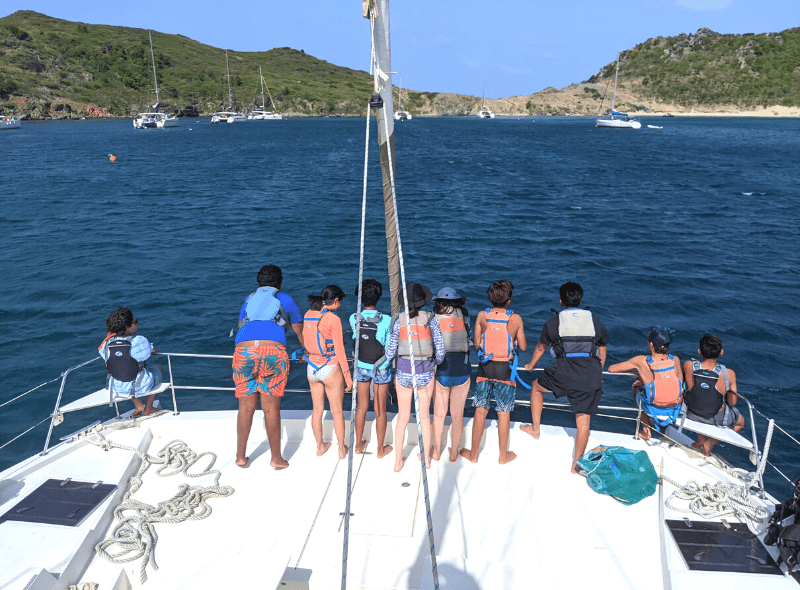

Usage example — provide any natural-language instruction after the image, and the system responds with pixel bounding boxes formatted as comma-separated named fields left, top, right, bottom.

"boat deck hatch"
left=0, top=479, right=117, bottom=527
left=666, top=519, right=781, bottom=575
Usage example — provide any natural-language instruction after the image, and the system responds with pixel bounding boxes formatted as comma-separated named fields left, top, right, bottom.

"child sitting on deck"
left=98, top=308, right=163, bottom=417
left=683, top=334, right=745, bottom=456
left=608, top=328, right=683, bottom=440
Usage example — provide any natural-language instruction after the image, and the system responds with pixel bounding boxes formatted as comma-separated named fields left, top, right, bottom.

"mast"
left=366, top=0, right=401, bottom=313
left=259, top=66, right=265, bottom=109
left=396, top=73, right=402, bottom=111
left=148, top=31, right=160, bottom=108
left=482, top=78, right=487, bottom=108
left=225, top=50, right=233, bottom=111
left=611, top=53, right=619, bottom=112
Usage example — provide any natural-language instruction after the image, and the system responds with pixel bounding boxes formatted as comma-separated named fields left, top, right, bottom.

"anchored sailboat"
left=477, top=79, right=495, bottom=119
left=394, top=73, right=411, bottom=120
left=596, top=53, right=641, bottom=129
left=248, top=67, right=283, bottom=120
left=133, top=31, right=177, bottom=129
left=211, top=50, right=247, bottom=124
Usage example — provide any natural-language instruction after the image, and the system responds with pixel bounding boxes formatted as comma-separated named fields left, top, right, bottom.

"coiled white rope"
left=661, top=475, right=769, bottom=534
left=78, top=423, right=234, bottom=584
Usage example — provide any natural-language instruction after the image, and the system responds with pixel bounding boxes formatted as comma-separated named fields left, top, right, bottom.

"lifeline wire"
left=378, top=83, right=440, bottom=590
left=341, top=97, right=372, bottom=590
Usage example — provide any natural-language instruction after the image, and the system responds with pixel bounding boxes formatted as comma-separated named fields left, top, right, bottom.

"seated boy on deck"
left=608, top=328, right=683, bottom=440
left=682, top=334, right=745, bottom=456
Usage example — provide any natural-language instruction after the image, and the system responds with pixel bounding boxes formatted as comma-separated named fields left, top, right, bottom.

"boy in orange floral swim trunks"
left=232, top=265, right=304, bottom=469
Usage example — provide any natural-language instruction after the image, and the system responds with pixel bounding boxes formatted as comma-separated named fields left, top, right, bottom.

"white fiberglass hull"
left=394, top=110, right=411, bottom=120
left=596, top=117, right=642, bottom=129
left=0, top=117, right=21, bottom=129
left=157, top=117, right=178, bottom=128
left=248, top=111, right=283, bottom=120
left=477, top=110, right=495, bottom=119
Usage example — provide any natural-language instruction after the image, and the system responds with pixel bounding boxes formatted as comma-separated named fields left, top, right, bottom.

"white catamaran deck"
left=1, top=406, right=793, bottom=590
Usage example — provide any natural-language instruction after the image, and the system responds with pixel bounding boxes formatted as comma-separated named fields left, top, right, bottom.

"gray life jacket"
left=551, top=309, right=598, bottom=359
left=393, top=311, right=434, bottom=361
left=435, top=309, right=470, bottom=353
left=684, top=360, right=730, bottom=419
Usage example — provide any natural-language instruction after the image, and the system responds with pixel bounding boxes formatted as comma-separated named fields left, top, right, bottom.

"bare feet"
left=376, top=444, right=393, bottom=459
left=235, top=456, right=250, bottom=468
left=142, top=407, right=158, bottom=416
left=448, top=447, right=458, bottom=462
left=338, top=445, right=349, bottom=460
left=459, top=448, right=478, bottom=463
left=637, top=423, right=652, bottom=441
left=316, top=442, right=332, bottom=456
left=393, top=456, right=407, bottom=472
left=571, top=464, right=581, bottom=474
left=691, top=439, right=703, bottom=448
left=520, top=424, right=540, bottom=439
left=416, top=452, right=432, bottom=469
left=499, top=451, right=517, bottom=464
left=431, top=447, right=441, bottom=462
left=355, top=439, right=368, bottom=454
left=270, top=457, right=289, bottom=469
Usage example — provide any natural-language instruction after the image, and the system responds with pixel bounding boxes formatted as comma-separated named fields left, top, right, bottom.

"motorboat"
left=596, top=53, right=641, bottom=129
left=1, top=116, right=22, bottom=130
left=248, top=66, right=283, bottom=120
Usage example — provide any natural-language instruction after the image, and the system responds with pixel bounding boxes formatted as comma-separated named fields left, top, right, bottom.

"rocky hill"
left=1, top=11, right=798, bottom=119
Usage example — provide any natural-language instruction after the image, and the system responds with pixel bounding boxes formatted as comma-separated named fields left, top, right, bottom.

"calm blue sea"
left=1, top=116, right=798, bottom=489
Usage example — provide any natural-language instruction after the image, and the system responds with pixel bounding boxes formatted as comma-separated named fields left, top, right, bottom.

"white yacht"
left=394, top=74, right=411, bottom=120
left=1, top=116, right=22, bottom=130
left=476, top=80, right=495, bottom=119
left=596, top=53, right=641, bottom=129
left=211, top=50, right=247, bottom=124
left=248, top=66, right=283, bottom=120
left=133, top=32, right=178, bottom=130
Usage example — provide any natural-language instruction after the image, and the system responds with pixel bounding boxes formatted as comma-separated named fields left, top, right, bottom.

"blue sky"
left=4, top=0, right=797, bottom=97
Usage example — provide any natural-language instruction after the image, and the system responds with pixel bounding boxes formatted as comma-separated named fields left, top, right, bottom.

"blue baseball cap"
left=434, top=287, right=459, bottom=300
left=648, top=328, right=672, bottom=348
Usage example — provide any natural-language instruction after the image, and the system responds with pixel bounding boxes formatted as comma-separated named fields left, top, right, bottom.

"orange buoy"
left=108, top=154, right=117, bottom=162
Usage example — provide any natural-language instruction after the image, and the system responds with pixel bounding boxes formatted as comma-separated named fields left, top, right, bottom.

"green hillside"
left=588, top=27, right=800, bottom=109
left=0, top=10, right=375, bottom=117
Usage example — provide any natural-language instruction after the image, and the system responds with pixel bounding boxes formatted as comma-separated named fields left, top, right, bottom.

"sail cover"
left=612, top=110, right=629, bottom=117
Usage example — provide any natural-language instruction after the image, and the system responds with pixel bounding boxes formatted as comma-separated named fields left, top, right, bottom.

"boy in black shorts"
left=522, top=282, right=609, bottom=473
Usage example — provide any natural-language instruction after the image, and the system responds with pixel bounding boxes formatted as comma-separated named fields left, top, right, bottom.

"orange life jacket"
left=395, top=311, right=434, bottom=360
left=303, top=309, right=335, bottom=370
left=480, top=308, right=513, bottom=362
left=643, top=355, right=683, bottom=406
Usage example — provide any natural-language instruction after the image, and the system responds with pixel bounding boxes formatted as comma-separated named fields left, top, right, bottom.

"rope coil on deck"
left=661, top=475, right=769, bottom=534
left=79, top=423, right=234, bottom=584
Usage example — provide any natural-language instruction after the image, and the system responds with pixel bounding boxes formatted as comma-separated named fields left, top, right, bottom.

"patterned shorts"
left=473, top=379, right=516, bottom=412
left=356, top=365, right=394, bottom=384
left=232, top=344, right=289, bottom=398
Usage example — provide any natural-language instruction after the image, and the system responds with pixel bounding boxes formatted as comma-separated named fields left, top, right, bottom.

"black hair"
left=398, top=290, right=420, bottom=319
left=355, top=279, right=382, bottom=308
left=652, top=343, right=670, bottom=355
left=308, top=284, right=346, bottom=311
left=487, top=280, right=514, bottom=308
left=434, top=297, right=467, bottom=317
left=106, top=307, right=134, bottom=336
left=699, top=334, right=723, bottom=359
left=560, top=282, right=583, bottom=308
left=257, top=265, right=283, bottom=289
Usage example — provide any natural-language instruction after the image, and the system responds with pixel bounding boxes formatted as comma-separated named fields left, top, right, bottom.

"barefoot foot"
left=270, top=457, right=289, bottom=469
left=316, top=442, right=332, bottom=456
left=459, top=448, right=478, bottom=463
left=235, top=456, right=250, bottom=468
left=355, top=439, right=368, bottom=454
left=338, top=445, right=349, bottom=460
left=499, top=451, right=517, bottom=465
left=448, top=447, right=458, bottom=462
left=520, top=424, right=540, bottom=439
left=377, top=444, right=393, bottom=459
left=393, top=456, right=407, bottom=472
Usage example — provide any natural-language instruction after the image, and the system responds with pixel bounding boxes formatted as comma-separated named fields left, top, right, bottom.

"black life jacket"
left=765, top=484, right=800, bottom=569
left=353, top=312, right=385, bottom=364
left=105, top=337, right=144, bottom=382
left=684, top=360, right=729, bottom=419
left=551, top=309, right=598, bottom=359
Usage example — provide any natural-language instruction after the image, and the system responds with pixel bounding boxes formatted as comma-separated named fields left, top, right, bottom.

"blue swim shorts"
left=436, top=374, right=470, bottom=387
left=473, top=379, right=516, bottom=412
left=356, top=365, right=394, bottom=385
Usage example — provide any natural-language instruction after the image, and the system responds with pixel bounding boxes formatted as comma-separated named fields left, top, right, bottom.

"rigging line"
left=379, top=91, right=440, bottom=590
left=0, top=375, right=63, bottom=409
left=296, top=458, right=340, bottom=570
left=341, top=99, right=372, bottom=590
left=0, top=416, right=51, bottom=451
